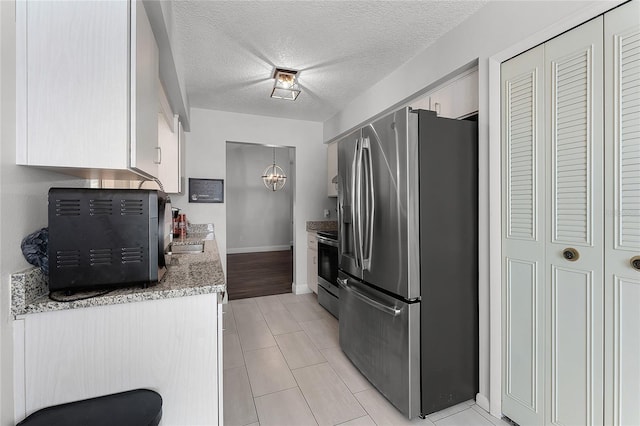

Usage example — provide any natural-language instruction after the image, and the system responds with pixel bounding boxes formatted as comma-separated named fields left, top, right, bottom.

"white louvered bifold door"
left=501, top=45, right=546, bottom=426
left=604, top=2, right=640, bottom=425
left=544, top=16, right=604, bottom=426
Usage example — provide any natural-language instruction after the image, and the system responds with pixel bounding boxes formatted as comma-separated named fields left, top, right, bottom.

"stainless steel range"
left=316, top=230, right=339, bottom=318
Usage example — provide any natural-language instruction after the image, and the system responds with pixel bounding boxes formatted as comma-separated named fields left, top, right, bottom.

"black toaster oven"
left=47, top=188, right=172, bottom=293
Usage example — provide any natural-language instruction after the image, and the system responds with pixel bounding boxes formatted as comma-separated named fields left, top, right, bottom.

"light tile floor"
left=223, top=293, right=509, bottom=426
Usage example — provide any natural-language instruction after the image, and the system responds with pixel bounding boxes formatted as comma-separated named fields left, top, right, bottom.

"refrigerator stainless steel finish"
left=337, top=108, right=478, bottom=419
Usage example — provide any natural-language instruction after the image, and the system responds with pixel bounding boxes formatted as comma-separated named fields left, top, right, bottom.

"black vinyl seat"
left=16, top=389, right=162, bottom=426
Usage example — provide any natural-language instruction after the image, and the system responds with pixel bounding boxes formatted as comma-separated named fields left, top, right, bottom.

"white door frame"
left=485, top=1, right=625, bottom=418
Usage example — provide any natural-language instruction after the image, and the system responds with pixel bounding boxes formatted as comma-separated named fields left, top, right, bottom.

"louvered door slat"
left=552, top=48, right=592, bottom=245
left=506, top=73, right=536, bottom=240
left=619, top=28, right=640, bottom=248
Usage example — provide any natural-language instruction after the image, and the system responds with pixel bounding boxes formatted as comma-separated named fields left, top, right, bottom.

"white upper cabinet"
left=428, top=70, right=478, bottom=119
left=157, top=109, right=185, bottom=194
left=131, top=0, right=160, bottom=178
left=327, top=141, right=338, bottom=197
left=16, top=0, right=159, bottom=179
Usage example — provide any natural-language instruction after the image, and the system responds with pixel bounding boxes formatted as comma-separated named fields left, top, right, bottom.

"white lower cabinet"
left=307, top=232, right=318, bottom=293
left=13, top=294, right=222, bottom=425
left=501, top=3, right=639, bottom=425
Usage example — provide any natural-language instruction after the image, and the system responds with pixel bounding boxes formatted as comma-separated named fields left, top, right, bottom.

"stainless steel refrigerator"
left=337, top=108, right=478, bottom=419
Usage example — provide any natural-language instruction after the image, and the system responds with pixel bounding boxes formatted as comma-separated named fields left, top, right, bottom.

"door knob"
left=562, top=248, right=579, bottom=261
left=631, top=256, right=640, bottom=272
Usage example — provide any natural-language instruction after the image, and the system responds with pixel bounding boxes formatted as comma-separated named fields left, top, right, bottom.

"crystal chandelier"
left=262, top=148, right=287, bottom=191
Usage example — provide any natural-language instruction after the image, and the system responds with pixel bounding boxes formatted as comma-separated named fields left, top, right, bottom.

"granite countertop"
left=306, top=220, right=338, bottom=232
left=11, top=223, right=226, bottom=317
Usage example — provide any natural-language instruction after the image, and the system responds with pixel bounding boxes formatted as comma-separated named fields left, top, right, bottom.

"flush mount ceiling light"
left=262, top=147, right=287, bottom=191
left=271, top=68, right=301, bottom=101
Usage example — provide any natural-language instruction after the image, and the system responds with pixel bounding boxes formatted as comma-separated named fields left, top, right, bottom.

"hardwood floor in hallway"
left=227, top=250, right=293, bottom=300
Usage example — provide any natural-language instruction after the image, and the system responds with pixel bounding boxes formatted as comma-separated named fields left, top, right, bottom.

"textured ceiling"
left=172, top=1, right=486, bottom=122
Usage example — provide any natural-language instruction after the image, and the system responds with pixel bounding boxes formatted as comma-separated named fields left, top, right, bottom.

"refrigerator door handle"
left=342, top=282, right=402, bottom=316
left=361, top=137, right=375, bottom=270
left=354, top=138, right=364, bottom=269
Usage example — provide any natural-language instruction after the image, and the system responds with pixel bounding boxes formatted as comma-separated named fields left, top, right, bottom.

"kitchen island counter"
left=11, top=224, right=225, bottom=317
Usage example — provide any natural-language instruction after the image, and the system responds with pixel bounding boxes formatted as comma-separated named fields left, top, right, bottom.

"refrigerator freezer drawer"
left=338, top=276, right=420, bottom=418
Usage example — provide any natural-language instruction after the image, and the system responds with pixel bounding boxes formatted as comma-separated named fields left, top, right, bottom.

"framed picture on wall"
left=189, top=178, right=224, bottom=203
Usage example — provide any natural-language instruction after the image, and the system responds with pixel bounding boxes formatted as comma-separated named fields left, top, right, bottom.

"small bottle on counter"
left=178, top=214, right=187, bottom=238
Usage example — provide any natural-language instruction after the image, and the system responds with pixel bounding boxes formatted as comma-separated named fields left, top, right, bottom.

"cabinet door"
left=429, top=81, right=456, bottom=118
left=327, top=141, right=338, bottom=197
left=429, top=70, right=478, bottom=119
left=545, top=17, right=604, bottom=426
left=307, top=248, right=318, bottom=293
left=158, top=113, right=182, bottom=193
left=307, top=232, right=318, bottom=293
left=501, top=45, right=546, bottom=426
left=130, top=0, right=159, bottom=178
left=604, top=2, right=640, bottom=425
left=17, top=1, right=129, bottom=169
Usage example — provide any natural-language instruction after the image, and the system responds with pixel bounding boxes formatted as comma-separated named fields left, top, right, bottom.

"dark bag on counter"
left=21, top=227, right=49, bottom=275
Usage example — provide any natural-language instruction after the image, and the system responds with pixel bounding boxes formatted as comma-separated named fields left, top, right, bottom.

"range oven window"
left=317, top=235, right=338, bottom=288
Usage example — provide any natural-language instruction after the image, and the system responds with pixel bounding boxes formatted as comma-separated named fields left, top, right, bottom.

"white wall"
left=322, top=0, right=618, bottom=417
left=226, top=143, right=293, bottom=253
left=0, top=2, right=88, bottom=423
left=170, top=108, right=334, bottom=293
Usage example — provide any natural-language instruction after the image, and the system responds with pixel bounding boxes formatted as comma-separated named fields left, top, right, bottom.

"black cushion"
left=17, top=389, right=162, bottom=426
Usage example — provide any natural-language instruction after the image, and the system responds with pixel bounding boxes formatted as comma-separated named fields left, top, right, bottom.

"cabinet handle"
left=562, top=248, right=579, bottom=262
left=631, top=256, right=640, bottom=272
left=154, top=147, right=162, bottom=165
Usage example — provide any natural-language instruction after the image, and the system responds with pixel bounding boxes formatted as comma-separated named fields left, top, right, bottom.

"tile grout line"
left=290, top=308, right=370, bottom=426
left=228, top=299, right=262, bottom=426
left=273, top=298, right=322, bottom=426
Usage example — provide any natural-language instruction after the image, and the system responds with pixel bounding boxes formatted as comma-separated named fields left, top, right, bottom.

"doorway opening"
left=225, top=142, right=295, bottom=300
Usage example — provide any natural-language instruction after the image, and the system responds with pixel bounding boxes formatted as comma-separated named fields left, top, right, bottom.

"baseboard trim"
left=476, top=392, right=490, bottom=413
left=292, top=283, right=311, bottom=295
left=227, top=245, right=291, bottom=254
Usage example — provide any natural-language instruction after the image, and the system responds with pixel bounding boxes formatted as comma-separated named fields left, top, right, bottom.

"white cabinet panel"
left=18, top=1, right=129, bottom=169
left=428, top=70, right=478, bottom=119
left=501, top=44, right=545, bottom=426
left=610, top=277, right=640, bottom=426
left=604, top=3, right=640, bottom=425
left=17, top=295, right=220, bottom=424
left=327, top=141, right=338, bottom=197
left=307, top=232, right=318, bottom=293
left=17, top=0, right=159, bottom=180
left=549, top=267, right=601, bottom=426
left=545, top=16, right=604, bottom=426
left=158, top=114, right=184, bottom=194
left=504, top=258, right=540, bottom=411
left=130, top=0, right=159, bottom=177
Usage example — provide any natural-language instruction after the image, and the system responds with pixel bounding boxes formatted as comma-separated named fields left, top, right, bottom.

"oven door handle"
left=341, top=281, right=402, bottom=317
left=317, top=235, right=339, bottom=247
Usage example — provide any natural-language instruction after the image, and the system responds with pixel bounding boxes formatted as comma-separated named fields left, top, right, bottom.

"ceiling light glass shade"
left=271, top=69, right=301, bottom=101
left=262, top=148, right=287, bottom=191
